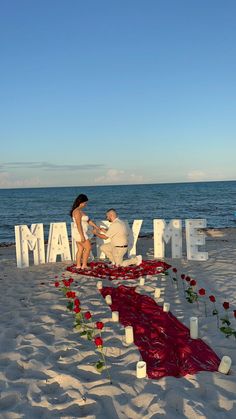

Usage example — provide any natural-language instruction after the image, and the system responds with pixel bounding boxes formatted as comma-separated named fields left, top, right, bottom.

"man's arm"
left=92, top=229, right=109, bottom=240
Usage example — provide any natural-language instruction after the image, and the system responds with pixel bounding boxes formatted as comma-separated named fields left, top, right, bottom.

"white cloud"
left=0, top=172, right=42, bottom=188
left=187, top=170, right=207, bottom=181
left=0, top=162, right=104, bottom=171
left=0, top=161, right=106, bottom=188
left=94, top=169, right=144, bottom=185
left=186, top=170, right=233, bottom=182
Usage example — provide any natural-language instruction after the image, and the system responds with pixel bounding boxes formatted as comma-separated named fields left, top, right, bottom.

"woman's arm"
left=88, top=219, right=101, bottom=230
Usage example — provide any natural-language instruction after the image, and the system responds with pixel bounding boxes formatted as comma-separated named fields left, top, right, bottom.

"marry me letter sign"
left=153, top=219, right=208, bottom=261
left=14, top=219, right=208, bottom=268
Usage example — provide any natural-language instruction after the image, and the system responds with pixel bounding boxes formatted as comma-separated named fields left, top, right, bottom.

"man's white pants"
left=100, top=243, right=138, bottom=267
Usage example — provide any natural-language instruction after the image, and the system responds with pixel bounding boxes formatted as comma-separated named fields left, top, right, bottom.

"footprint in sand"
left=0, top=393, right=20, bottom=410
left=39, top=381, right=61, bottom=395
left=30, top=332, right=55, bottom=345
left=17, top=345, right=34, bottom=356
left=18, top=338, right=33, bottom=346
left=24, top=369, right=49, bottom=380
left=48, top=392, right=72, bottom=405
left=5, top=362, right=25, bottom=380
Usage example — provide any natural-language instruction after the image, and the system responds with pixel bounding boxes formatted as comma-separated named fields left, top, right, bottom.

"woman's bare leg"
left=81, top=240, right=91, bottom=269
left=76, top=242, right=83, bottom=268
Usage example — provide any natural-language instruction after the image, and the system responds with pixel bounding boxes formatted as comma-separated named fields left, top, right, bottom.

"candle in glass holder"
left=105, top=295, right=112, bottom=305
left=125, top=326, right=134, bottom=344
left=136, top=361, right=147, bottom=378
left=139, top=277, right=145, bottom=286
left=218, top=356, right=232, bottom=374
left=112, top=311, right=119, bottom=322
left=154, top=288, right=161, bottom=298
left=163, top=302, right=170, bottom=312
left=190, top=317, right=198, bottom=339
left=97, top=281, right=103, bottom=290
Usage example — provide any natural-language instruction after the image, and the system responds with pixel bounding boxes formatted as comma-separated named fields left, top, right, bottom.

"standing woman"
left=70, top=194, right=100, bottom=269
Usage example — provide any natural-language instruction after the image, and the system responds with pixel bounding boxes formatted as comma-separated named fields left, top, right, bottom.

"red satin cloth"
left=67, top=260, right=171, bottom=280
left=101, top=285, right=220, bottom=379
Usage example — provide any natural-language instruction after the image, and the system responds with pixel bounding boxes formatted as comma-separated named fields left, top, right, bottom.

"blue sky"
left=0, top=0, right=236, bottom=188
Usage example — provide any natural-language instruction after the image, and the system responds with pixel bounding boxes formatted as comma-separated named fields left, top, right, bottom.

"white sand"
left=0, top=229, right=236, bottom=418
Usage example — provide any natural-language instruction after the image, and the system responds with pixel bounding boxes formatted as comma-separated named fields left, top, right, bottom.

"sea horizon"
left=1, top=180, right=236, bottom=244
left=1, top=178, right=236, bottom=191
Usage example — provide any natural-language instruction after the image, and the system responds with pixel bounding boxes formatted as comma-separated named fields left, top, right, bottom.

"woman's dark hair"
left=70, top=194, right=88, bottom=217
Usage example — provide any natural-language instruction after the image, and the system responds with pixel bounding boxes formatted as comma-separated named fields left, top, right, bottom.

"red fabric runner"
left=101, top=285, right=220, bottom=379
left=67, top=260, right=171, bottom=280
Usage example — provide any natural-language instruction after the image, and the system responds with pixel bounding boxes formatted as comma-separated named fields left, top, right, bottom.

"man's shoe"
left=136, top=255, right=142, bottom=266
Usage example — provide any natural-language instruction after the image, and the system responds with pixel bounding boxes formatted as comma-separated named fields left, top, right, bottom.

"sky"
left=0, top=0, right=236, bottom=188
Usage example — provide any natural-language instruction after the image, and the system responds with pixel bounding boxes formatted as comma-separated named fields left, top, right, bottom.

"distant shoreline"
left=0, top=178, right=236, bottom=191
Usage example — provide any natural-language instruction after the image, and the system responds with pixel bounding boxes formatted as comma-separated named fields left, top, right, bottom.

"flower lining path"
left=100, top=285, right=221, bottom=379
left=67, top=260, right=171, bottom=280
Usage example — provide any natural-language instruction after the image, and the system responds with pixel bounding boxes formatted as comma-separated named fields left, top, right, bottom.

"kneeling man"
left=93, top=208, right=142, bottom=267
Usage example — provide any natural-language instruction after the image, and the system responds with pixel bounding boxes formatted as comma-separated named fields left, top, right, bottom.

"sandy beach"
left=0, top=229, right=236, bottom=418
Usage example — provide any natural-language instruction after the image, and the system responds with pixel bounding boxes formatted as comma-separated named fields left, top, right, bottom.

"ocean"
left=0, top=181, right=236, bottom=244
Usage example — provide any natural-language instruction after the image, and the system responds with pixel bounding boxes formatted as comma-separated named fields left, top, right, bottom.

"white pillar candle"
left=136, top=361, right=147, bottom=378
left=163, top=302, right=170, bottom=312
left=154, top=288, right=161, bottom=298
left=218, top=356, right=232, bottom=374
left=112, top=311, right=119, bottom=322
left=139, top=277, right=145, bottom=286
left=97, top=281, right=103, bottom=290
left=190, top=317, right=198, bottom=339
left=105, top=295, right=112, bottom=305
left=125, top=326, right=134, bottom=344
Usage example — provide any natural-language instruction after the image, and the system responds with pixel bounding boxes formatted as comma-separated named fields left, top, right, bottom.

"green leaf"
left=186, top=297, right=194, bottom=303
left=220, top=326, right=235, bottom=338
left=87, top=330, right=93, bottom=341
left=74, top=324, right=82, bottom=331
left=80, top=331, right=87, bottom=336
left=67, top=301, right=73, bottom=311
left=62, top=286, right=69, bottom=296
left=95, top=360, right=105, bottom=373
left=75, top=312, right=82, bottom=320
left=220, top=318, right=231, bottom=326
left=185, top=290, right=198, bottom=303
left=212, top=309, right=218, bottom=315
